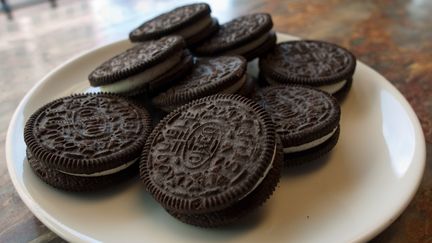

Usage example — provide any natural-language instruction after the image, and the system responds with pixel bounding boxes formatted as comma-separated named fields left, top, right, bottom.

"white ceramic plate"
left=6, top=33, right=426, bottom=243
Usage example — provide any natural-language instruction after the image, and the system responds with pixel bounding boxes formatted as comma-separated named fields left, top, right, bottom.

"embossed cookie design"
left=254, top=85, right=341, bottom=165
left=259, top=40, right=357, bottom=100
left=152, top=55, right=249, bottom=112
left=193, top=13, right=276, bottom=61
left=24, top=93, right=152, bottom=191
left=88, top=36, right=193, bottom=96
left=140, top=94, right=283, bottom=227
left=129, top=3, right=219, bottom=46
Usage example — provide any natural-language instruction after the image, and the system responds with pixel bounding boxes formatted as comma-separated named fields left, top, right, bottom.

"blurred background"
left=1, top=0, right=431, bottom=242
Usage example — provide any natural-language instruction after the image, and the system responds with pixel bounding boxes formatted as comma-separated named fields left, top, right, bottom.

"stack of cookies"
left=24, top=2, right=357, bottom=228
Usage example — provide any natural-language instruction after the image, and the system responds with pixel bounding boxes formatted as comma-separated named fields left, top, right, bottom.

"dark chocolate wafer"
left=152, top=55, right=247, bottom=111
left=254, top=85, right=341, bottom=165
left=140, top=94, right=282, bottom=226
left=259, top=40, right=356, bottom=98
left=24, top=93, right=152, bottom=191
left=88, top=36, right=192, bottom=96
left=193, top=13, right=275, bottom=61
left=129, top=51, right=193, bottom=97
left=129, top=3, right=218, bottom=46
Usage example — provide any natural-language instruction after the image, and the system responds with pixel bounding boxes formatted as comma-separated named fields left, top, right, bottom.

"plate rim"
left=5, top=33, right=426, bottom=243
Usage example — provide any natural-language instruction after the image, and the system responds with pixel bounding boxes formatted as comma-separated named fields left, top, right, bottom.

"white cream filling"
left=266, top=76, right=347, bottom=94
left=283, top=127, right=338, bottom=153
left=174, top=16, right=213, bottom=38
left=224, top=32, right=270, bottom=56
left=99, top=51, right=183, bottom=93
left=318, top=80, right=347, bottom=94
left=238, top=143, right=277, bottom=201
left=161, top=74, right=247, bottom=112
left=57, top=159, right=137, bottom=177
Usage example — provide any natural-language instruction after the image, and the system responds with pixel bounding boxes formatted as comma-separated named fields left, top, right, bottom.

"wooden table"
left=1, top=0, right=431, bottom=242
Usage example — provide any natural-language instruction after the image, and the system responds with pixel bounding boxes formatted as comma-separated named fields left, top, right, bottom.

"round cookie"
left=88, top=36, right=193, bottom=96
left=254, top=85, right=341, bottom=165
left=140, top=94, right=283, bottom=227
left=129, top=3, right=219, bottom=46
left=152, top=56, right=247, bottom=112
left=192, top=13, right=276, bottom=61
left=259, top=40, right=356, bottom=99
left=24, top=93, right=152, bottom=191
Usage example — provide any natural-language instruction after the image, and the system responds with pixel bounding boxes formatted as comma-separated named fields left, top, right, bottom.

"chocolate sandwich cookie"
left=259, top=40, right=356, bottom=100
left=140, top=94, right=283, bottom=227
left=24, top=93, right=152, bottom=191
left=254, top=85, right=340, bottom=165
left=192, top=13, right=276, bottom=61
left=152, top=56, right=247, bottom=112
left=88, top=36, right=193, bottom=96
left=129, top=3, right=219, bottom=46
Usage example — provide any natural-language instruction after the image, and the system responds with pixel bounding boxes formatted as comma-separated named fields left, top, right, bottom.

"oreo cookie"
left=88, top=36, right=193, bottom=96
left=140, top=94, right=283, bottom=227
left=192, top=13, right=276, bottom=61
left=24, top=93, right=152, bottom=191
left=129, top=3, right=219, bottom=46
left=254, top=85, right=341, bottom=165
left=152, top=56, right=247, bottom=112
left=259, top=40, right=356, bottom=100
